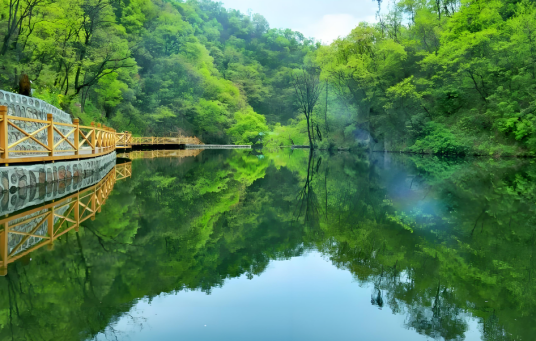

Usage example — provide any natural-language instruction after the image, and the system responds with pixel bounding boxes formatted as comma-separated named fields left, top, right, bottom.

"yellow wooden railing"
left=118, top=149, right=203, bottom=160
left=115, top=132, right=132, bottom=147
left=0, top=105, right=203, bottom=165
left=130, top=136, right=203, bottom=145
left=0, top=162, right=132, bottom=275
left=0, top=105, right=118, bottom=164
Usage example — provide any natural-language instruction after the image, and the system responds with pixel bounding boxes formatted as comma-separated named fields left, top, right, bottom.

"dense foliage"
left=311, top=0, right=536, bottom=155
left=4, top=0, right=536, bottom=151
left=0, top=0, right=316, bottom=143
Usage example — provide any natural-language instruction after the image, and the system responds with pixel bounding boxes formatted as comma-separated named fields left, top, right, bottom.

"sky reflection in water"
left=99, top=252, right=482, bottom=341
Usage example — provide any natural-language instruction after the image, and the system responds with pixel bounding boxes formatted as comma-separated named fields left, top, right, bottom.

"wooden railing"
left=115, top=132, right=132, bottom=147
left=0, top=162, right=132, bottom=275
left=131, top=136, right=203, bottom=145
left=118, top=149, right=203, bottom=160
left=0, top=104, right=204, bottom=164
left=0, top=105, right=119, bottom=164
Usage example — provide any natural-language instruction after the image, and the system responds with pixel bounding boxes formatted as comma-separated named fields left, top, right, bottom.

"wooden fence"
left=115, top=132, right=132, bottom=148
left=0, top=105, right=204, bottom=164
left=0, top=162, right=132, bottom=275
left=131, top=136, right=203, bottom=145
left=0, top=105, right=119, bottom=164
left=118, top=149, right=203, bottom=160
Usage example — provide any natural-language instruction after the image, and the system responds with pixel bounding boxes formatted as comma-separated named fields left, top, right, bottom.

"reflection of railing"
left=118, top=149, right=203, bottom=160
left=115, top=162, right=133, bottom=180
left=130, top=136, right=203, bottom=145
left=0, top=162, right=132, bottom=275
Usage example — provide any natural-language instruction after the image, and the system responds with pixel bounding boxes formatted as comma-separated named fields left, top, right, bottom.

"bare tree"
left=291, top=68, right=324, bottom=148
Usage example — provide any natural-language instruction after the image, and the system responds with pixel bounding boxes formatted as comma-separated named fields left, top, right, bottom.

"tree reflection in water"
left=0, top=149, right=533, bottom=341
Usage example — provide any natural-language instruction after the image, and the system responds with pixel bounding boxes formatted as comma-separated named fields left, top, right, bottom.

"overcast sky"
left=219, top=0, right=380, bottom=43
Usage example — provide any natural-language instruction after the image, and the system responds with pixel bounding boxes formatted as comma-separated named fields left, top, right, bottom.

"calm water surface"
left=0, top=150, right=534, bottom=340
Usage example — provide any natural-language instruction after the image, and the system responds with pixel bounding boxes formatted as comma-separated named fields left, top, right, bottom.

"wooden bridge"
left=0, top=105, right=203, bottom=165
left=0, top=162, right=132, bottom=275
left=130, top=136, right=203, bottom=146
left=117, top=149, right=203, bottom=160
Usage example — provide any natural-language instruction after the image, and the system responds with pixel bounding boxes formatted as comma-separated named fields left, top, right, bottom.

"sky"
left=219, top=0, right=380, bottom=43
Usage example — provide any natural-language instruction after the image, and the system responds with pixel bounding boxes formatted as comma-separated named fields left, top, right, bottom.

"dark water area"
left=0, top=149, right=534, bottom=340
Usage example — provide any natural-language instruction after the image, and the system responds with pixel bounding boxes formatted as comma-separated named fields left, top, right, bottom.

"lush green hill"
left=4, top=0, right=536, bottom=153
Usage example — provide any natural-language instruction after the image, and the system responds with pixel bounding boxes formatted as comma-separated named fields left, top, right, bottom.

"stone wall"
left=0, top=90, right=75, bottom=154
left=0, top=91, right=71, bottom=123
left=0, top=152, right=116, bottom=216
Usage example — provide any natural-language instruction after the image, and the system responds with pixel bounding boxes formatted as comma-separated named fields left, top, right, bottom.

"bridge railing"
left=0, top=162, right=132, bottom=275
left=115, top=132, right=132, bottom=147
left=0, top=104, right=204, bottom=164
left=118, top=149, right=203, bottom=160
left=131, top=136, right=204, bottom=145
left=0, top=105, right=117, bottom=164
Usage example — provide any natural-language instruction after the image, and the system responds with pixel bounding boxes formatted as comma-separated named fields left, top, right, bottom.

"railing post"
left=101, top=125, right=105, bottom=148
left=73, top=118, right=80, bottom=156
left=0, top=222, right=8, bottom=276
left=97, top=123, right=102, bottom=151
left=74, top=194, right=80, bottom=232
left=91, top=122, right=96, bottom=154
left=102, top=126, right=106, bottom=148
left=102, top=125, right=107, bottom=148
left=47, top=114, right=54, bottom=157
left=47, top=206, right=55, bottom=251
left=0, top=106, right=9, bottom=162
left=91, top=189, right=96, bottom=221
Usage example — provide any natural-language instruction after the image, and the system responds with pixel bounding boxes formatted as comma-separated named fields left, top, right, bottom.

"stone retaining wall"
left=0, top=91, right=71, bottom=123
left=0, top=152, right=116, bottom=216
left=0, top=90, right=74, bottom=154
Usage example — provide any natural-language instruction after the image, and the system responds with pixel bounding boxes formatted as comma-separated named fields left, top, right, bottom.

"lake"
left=0, top=149, right=533, bottom=341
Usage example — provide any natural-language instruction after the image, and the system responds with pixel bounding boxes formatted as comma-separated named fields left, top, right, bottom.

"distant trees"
left=311, top=0, right=536, bottom=154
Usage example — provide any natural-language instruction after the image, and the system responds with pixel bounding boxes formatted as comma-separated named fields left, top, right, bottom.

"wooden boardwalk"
left=0, top=105, right=204, bottom=165
left=130, top=136, right=203, bottom=146
left=118, top=149, right=203, bottom=160
left=184, top=144, right=251, bottom=149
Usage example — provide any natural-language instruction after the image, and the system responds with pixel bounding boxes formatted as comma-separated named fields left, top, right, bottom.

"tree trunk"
left=325, top=81, right=329, bottom=134
left=306, top=113, right=313, bottom=149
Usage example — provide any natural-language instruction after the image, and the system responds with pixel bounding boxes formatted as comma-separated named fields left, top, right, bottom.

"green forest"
left=4, top=0, right=536, bottom=154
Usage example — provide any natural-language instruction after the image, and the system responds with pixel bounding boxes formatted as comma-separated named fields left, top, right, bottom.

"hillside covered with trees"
left=3, top=0, right=536, bottom=155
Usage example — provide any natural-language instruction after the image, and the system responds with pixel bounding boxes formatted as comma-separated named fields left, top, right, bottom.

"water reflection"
left=0, top=149, right=533, bottom=341
left=0, top=162, right=132, bottom=275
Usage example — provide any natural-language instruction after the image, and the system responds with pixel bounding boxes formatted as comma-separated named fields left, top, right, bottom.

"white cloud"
left=219, top=0, right=379, bottom=42
left=296, top=14, right=377, bottom=44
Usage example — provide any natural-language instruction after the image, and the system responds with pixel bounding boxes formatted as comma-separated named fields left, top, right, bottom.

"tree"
left=291, top=67, right=324, bottom=148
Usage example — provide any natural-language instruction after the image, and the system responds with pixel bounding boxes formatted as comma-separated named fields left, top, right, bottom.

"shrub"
left=408, top=122, right=468, bottom=155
